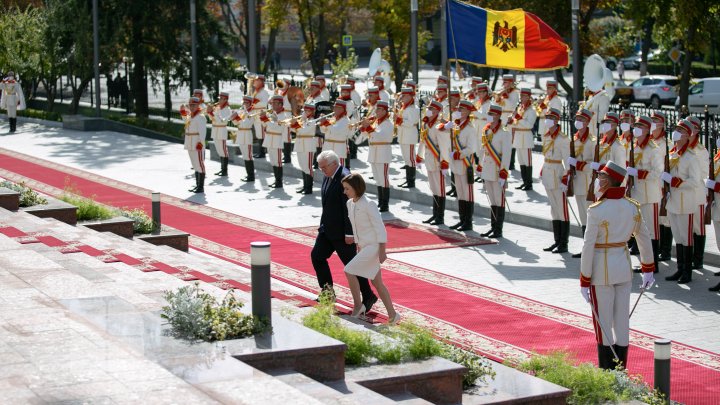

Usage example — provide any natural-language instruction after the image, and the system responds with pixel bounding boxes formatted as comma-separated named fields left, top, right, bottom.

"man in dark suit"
left=311, top=150, right=378, bottom=311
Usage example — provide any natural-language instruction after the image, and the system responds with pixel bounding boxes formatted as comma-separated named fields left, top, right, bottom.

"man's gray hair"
left=317, top=150, right=339, bottom=166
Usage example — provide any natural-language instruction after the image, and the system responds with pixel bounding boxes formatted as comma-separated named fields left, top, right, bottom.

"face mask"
left=599, top=123, right=611, bottom=134
left=672, top=130, right=682, bottom=142
left=650, top=123, right=657, bottom=132
left=544, top=119, right=555, bottom=128
left=633, top=127, right=643, bottom=137
left=574, top=120, right=584, bottom=129
left=620, top=123, right=631, bottom=132
left=594, top=178, right=602, bottom=196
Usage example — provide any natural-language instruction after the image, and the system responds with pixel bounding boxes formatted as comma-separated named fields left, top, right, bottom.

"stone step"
left=270, top=369, right=399, bottom=404
left=345, top=357, right=467, bottom=405
left=0, top=186, right=20, bottom=211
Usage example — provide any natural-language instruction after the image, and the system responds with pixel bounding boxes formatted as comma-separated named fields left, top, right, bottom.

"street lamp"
left=123, top=57, right=130, bottom=114
left=410, top=0, right=418, bottom=82
left=571, top=0, right=582, bottom=103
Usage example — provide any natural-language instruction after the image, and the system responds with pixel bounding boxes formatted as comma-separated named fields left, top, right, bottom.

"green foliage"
left=119, top=208, right=157, bottom=234
left=647, top=61, right=719, bottom=78
left=17, top=108, right=62, bottom=122
left=330, top=46, right=359, bottom=78
left=161, top=284, right=269, bottom=342
left=442, top=345, right=496, bottom=389
left=105, top=115, right=185, bottom=139
left=587, top=16, right=637, bottom=59
left=59, top=193, right=115, bottom=221
left=0, top=181, right=47, bottom=207
left=513, top=351, right=665, bottom=404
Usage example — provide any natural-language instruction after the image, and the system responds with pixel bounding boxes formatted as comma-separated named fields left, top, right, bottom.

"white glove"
left=499, top=179, right=506, bottom=188
left=590, top=162, right=601, bottom=171
left=641, top=272, right=655, bottom=289
left=425, top=109, right=433, bottom=117
left=626, top=167, right=638, bottom=177
left=441, top=169, right=449, bottom=177
left=581, top=287, right=590, bottom=303
left=451, top=111, right=462, bottom=120
left=705, top=179, right=716, bottom=190
left=661, top=172, right=673, bottom=184
left=560, top=183, right=568, bottom=193
left=416, top=162, right=424, bottom=171
left=444, top=121, right=455, bottom=130
left=567, top=157, right=577, bottom=167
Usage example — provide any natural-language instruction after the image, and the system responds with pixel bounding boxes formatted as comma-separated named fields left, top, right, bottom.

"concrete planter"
left=21, top=194, right=77, bottom=225
left=0, top=187, right=20, bottom=211
left=136, top=227, right=189, bottom=252
left=80, top=217, right=135, bottom=239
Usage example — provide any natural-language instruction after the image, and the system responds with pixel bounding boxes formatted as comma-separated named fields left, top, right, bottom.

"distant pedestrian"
left=617, top=62, right=625, bottom=82
left=272, top=51, right=281, bottom=71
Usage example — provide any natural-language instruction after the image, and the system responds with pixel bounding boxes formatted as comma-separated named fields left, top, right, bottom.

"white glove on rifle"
left=581, top=287, right=590, bottom=303
left=451, top=111, right=462, bottom=120
left=626, top=167, right=638, bottom=177
left=567, top=157, right=577, bottom=167
left=661, top=172, right=673, bottom=184
left=590, top=162, right=601, bottom=171
left=444, top=121, right=455, bottom=130
left=705, top=179, right=716, bottom=190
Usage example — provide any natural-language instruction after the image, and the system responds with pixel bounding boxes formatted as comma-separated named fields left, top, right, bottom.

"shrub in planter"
left=161, top=284, right=269, bottom=342
left=119, top=208, right=157, bottom=234
left=0, top=180, right=48, bottom=207
left=59, top=193, right=115, bottom=221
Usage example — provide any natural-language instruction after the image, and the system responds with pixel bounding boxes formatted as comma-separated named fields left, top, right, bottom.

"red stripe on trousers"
left=383, top=163, right=389, bottom=188
left=562, top=192, right=569, bottom=221
left=699, top=205, right=706, bottom=236
left=688, top=213, right=694, bottom=246
left=590, top=285, right=603, bottom=345
left=222, top=140, right=228, bottom=157
left=247, top=145, right=253, bottom=161
left=653, top=203, right=659, bottom=240
left=440, top=172, right=446, bottom=197
left=198, top=150, right=205, bottom=173
left=409, top=145, right=416, bottom=167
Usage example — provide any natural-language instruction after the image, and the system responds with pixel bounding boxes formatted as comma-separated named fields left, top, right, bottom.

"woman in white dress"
left=341, top=173, right=400, bottom=324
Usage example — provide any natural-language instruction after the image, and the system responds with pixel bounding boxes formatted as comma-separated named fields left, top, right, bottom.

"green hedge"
left=105, top=115, right=184, bottom=139
left=17, top=108, right=62, bottom=122
left=647, top=61, right=719, bottom=78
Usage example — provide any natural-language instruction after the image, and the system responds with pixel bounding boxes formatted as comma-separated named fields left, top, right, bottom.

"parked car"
left=620, top=56, right=641, bottom=70
left=675, top=78, right=720, bottom=114
left=610, top=79, right=633, bottom=103
left=629, top=75, right=679, bottom=108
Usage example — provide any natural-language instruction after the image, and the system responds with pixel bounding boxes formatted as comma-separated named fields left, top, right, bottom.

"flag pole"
left=441, top=0, right=450, bottom=83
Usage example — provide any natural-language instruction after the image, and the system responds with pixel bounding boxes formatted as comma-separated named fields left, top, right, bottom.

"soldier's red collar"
left=574, top=128, right=589, bottom=143
left=601, top=131, right=618, bottom=145
left=435, top=94, right=447, bottom=102
left=670, top=142, right=689, bottom=156
left=546, top=124, right=560, bottom=139
left=689, top=136, right=700, bottom=149
left=599, top=186, right=626, bottom=200
left=636, top=135, right=651, bottom=149
left=456, top=117, right=471, bottom=131
left=425, top=115, right=438, bottom=127
left=715, top=151, right=720, bottom=161
left=190, top=109, right=200, bottom=118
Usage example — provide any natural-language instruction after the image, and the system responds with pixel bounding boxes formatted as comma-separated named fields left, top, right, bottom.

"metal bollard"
left=654, top=339, right=671, bottom=402
left=250, top=241, right=272, bottom=325
left=151, top=192, right=161, bottom=234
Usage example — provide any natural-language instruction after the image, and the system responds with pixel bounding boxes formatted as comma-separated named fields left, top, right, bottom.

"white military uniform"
left=628, top=137, right=663, bottom=240
left=580, top=188, right=655, bottom=347
left=540, top=126, right=570, bottom=221
left=689, top=138, right=709, bottom=237
left=251, top=88, right=270, bottom=142
left=572, top=129, right=596, bottom=225
left=293, top=114, right=318, bottom=175
left=262, top=111, right=290, bottom=167
left=653, top=131, right=670, bottom=228
left=356, top=117, right=394, bottom=188
left=473, top=98, right=492, bottom=140
left=320, top=115, right=351, bottom=164
left=598, top=132, right=626, bottom=173
left=232, top=110, right=255, bottom=161
left=667, top=144, right=700, bottom=245
left=509, top=103, right=537, bottom=167
left=479, top=122, right=512, bottom=206
left=184, top=110, right=207, bottom=173
left=585, top=91, right=610, bottom=138
left=0, top=79, right=26, bottom=118
left=209, top=102, right=233, bottom=158
left=448, top=118, right=477, bottom=202
left=537, top=94, right=562, bottom=136
left=498, top=88, right=519, bottom=124
left=418, top=116, right=451, bottom=197
left=396, top=102, right=420, bottom=168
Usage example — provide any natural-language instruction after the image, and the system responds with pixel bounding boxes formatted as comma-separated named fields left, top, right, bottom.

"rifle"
left=567, top=125, right=576, bottom=197
left=659, top=127, right=670, bottom=217
left=587, top=121, right=600, bottom=201
left=626, top=130, right=635, bottom=198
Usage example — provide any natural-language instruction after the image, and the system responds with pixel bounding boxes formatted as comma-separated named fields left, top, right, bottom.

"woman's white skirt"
left=344, top=243, right=380, bottom=279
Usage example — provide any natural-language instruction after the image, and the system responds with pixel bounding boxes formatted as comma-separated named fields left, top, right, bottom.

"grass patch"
left=0, top=180, right=48, bottom=207
left=512, top=351, right=666, bottom=404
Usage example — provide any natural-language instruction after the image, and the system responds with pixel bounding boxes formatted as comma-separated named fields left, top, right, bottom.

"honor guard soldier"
left=619, top=109, right=635, bottom=165
left=319, top=100, right=352, bottom=168
left=584, top=86, right=610, bottom=138
left=260, top=95, right=291, bottom=188
left=536, top=80, right=562, bottom=136
left=208, top=92, right=233, bottom=177
left=417, top=100, right=451, bottom=225
left=704, top=136, right=720, bottom=291
left=373, top=76, right=391, bottom=103
left=364, top=86, right=380, bottom=116
left=306, top=81, right=326, bottom=103
left=591, top=112, right=626, bottom=177
left=507, top=88, right=537, bottom=191
left=650, top=111, right=673, bottom=261
left=626, top=116, right=663, bottom=273
left=435, top=84, right=449, bottom=113
left=180, top=97, right=207, bottom=193
left=249, top=75, right=270, bottom=158
left=1, top=71, right=25, bottom=133
left=496, top=74, right=519, bottom=124
left=356, top=100, right=394, bottom=212
left=275, top=78, right=294, bottom=163
left=347, top=77, right=362, bottom=107
left=567, top=108, right=596, bottom=258
left=290, top=103, right=319, bottom=194
left=396, top=87, right=420, bottom=188
left=540, top=108, right=571, bottom=253
left=437, top=75, right=449, bottom=88
left=315, top=75, right=331, bottom=100
left=467, top=77, right=484, bottom=102
left=402, top=79, right=418, bottom=104
left=663, top=120, right=700, bottom=284
left=472, top=83, right=492, bottom=130
left=448, top=90, right=461, bottom=115
left=339, top=84, right=359, bottom=162
left=443, top=100, right=477, bottom=231
left=478, top=104, right=512, bottom=238
left=580, top=161, right=655, bottom=370
left=687, top=116, right=709, bottom=270
left=231, top=96, right=257, bottom=182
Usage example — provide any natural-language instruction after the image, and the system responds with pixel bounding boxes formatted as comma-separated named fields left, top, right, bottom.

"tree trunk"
left=164, top=68, right=171, bottom=120
left=70, top=77, right=92, bottom=114
left=387, top=32, right=404, bottom=91
left=555, top=69, right=573, bottom=97
left=640, top=18, right=654, bottom=76
left=314, top=13, right=327, bottom=76
left=678, top=31, right=694, bottom=108
left=263, top=27, right=278, bottom=76
left=132, top=51, right=148, bottom=118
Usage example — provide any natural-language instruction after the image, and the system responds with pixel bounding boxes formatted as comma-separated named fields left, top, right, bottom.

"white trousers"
left=401, top=144, right=416, bottom=168
left=484, top=180, right=505, bottom=207
left=454, top=172, right=474, bottom=202
left=297, top=151, right=314, bottom=175
left=427, top=169, right=446, bottom=197
left=517, top=148, right=532, bottom=166
left=574, top=195, right=591, bottom=226
left=371, top=163, right=390, bottom=188
left=188, top=148, right=205, bottom=173
left=213, top=139, right=228, bottom=158
left=268, top=147, right=282, bottom=167
left=590, top=281, right=631, bottom=346
left=640, top=202, right=660, bottom=240
left=239, top=143, right=254, bottom=161
left=547, top=188, right=568, bottom=221
left=669, top=213, right=694, bottom=245
left=693, top=204, right=706, bottom=236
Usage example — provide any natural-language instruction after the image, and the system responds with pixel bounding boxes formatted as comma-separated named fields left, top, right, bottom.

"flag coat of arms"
left=446, top=0, right=569, bottom=70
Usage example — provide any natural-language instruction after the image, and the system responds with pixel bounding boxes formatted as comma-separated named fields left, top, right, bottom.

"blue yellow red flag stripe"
left=446, top=0, right=569, bottom=71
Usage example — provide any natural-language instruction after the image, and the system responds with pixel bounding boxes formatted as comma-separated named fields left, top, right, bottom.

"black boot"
left=628, top=236, right=639, bottom=255
left=552, top=221, right=569, bottom=253
left=405, top=167, right=416, bottom=188
left=215, top=157, right=228, bottom=176
left=348, top=141, right=358, bottom=159
left=613, top=345, right=629, bottom=369
left=424, top=198, right=438, bottom=224
left=10, top=117, right=17, bottom=132
left=268, top=166, right=282, bottom=188
left=382, top=187, right=390, bottom=212
left=524, top=166, right=533, bottom=190
left=488, top=206, right=505, bottom=238
left=709, top=282, right=720, bottom=292
left=447, top=173, right=457, bottom=197
left=302, top=173, right=314, bottom=194
left=693, top=234, right=706, bottom=269
left=344, top=157, right=351, bottom=169
left=242, top=160, right=255, bottom=182
left=282, top=142, right=292, bottom=163
left=666, top=244, right=685, bottom=281
left=516, top=166, right=527, bottom=189
left=508, top=148, right=516, bottom=171
left=544, top=220, right=561, bottom=251
left=431, top=197, right=445, bottom=225
left=458, top=200, right=474, bottom=231
left=481, top=206, right=497, bottom=237
left=450, top=201, right=465, bottom=230
left=313, top=147, right=321, bottom=169
left=296, top=172, right=307, bottom=193
left=658, top=225, right=673, bottom=261
left=597, top=345, right=613, bottom=370
left=194, top=172, right=205, bottom=193
left=678, top=245, right=693, bottom=284
left=572, top=226, right=587, bottom=258
left=189, top=172, right=199, bottom=192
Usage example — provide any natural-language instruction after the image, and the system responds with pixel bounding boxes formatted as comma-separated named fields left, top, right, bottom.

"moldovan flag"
left=446, top=0, right=569, bottom=70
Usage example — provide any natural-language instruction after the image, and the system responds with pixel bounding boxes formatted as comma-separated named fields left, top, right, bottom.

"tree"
left=0, top=7, right=45, bottom=98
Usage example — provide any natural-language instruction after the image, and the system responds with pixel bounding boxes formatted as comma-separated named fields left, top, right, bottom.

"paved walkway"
left=1, top=118, right=719, bottom=357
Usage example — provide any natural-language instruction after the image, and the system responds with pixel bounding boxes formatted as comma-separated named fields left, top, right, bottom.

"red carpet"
left=1, top=149, right=718, bottom=404
left=290, top=219, right=495, bottom=253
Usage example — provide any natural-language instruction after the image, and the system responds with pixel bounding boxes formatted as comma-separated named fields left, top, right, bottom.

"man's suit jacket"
left=319, top=166, right=353, bottom=240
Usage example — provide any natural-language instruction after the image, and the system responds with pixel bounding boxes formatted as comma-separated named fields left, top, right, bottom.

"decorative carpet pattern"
left=289, top=219, right=496, bottom=253
left=1, top=148, right=718, bottom=403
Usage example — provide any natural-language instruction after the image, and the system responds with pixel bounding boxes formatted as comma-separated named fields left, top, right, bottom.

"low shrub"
left=17, top=108, right=63, bottom=122
left=0, top=180, right=48, bottom=207
left=513, top=351, right=665, bottom=404
left=161, top=283, right=269, bottom=342
left=119, top=208, right=157, bottom=234
left=59, top=193, right=115, bottom=221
